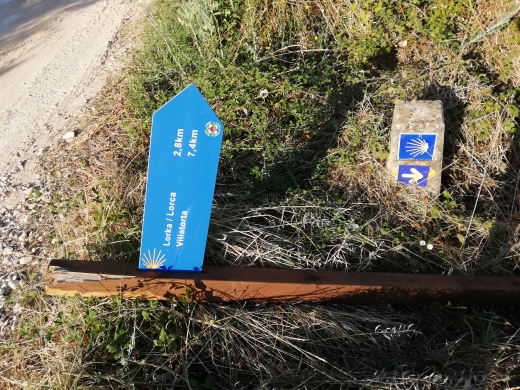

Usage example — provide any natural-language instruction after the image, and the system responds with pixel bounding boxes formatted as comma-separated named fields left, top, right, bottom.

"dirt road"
left=0, top=0, right=145, bottom=206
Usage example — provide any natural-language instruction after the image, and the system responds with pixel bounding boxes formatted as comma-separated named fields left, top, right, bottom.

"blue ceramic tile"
left=398, top=133, right=437, bottom=160
left=397, top=165, right=430, bottom=187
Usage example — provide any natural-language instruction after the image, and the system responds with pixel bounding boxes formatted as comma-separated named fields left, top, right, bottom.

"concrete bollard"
left=386, top=100, right=445, bottom=196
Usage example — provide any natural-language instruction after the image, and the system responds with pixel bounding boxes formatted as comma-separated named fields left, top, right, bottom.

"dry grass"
left=3, top=0, right=520, bottom=388
left=469, top=1, right=520, bottom=84
left=1, top=293, right=84, bottom=388
left=39, top=77, right=147, bottom=262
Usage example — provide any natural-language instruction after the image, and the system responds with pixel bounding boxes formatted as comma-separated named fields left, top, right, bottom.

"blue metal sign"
left=398, top=133, right=437, bottom=160
left=139, top=84, right=224, bottom=271
left=397, top=165, right=430, bottom=187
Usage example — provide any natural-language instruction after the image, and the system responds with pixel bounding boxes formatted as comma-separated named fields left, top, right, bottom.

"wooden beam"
left=46, top=259, right=520, bottom=304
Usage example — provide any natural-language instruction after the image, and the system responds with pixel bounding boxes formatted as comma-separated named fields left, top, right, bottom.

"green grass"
left=119, top=0, right=520, bottom=275
left=4, top=0, right=520, bottom=388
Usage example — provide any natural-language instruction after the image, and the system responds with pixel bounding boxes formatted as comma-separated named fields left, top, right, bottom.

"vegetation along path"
left=2, top=0, right=520, bottom=388
left=0, top=0, right=146, bottom=356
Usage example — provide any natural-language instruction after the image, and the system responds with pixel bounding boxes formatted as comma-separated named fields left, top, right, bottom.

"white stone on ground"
left=19, top=256, right=33, bottom=265
left=7, top=279, right=19, bottom=289
left=62, top=131, right=76, bottom=140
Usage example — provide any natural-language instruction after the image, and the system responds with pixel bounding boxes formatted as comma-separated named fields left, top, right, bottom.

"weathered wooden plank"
left=46, top=259, right=520, bottom=304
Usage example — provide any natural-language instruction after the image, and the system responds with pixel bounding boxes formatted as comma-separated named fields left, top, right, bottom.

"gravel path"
left=0, top=0, right=147, bottom=334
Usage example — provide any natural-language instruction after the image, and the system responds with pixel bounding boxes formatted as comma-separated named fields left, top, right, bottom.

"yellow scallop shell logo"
left=141, top=249, right=166, bottom=269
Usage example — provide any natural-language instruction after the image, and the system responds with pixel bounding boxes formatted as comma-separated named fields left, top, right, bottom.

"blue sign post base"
left=139, top=84, right=224, bottom=272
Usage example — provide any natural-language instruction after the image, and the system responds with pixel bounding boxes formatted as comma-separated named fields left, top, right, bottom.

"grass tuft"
left=3, top=0, right=520, bottom=388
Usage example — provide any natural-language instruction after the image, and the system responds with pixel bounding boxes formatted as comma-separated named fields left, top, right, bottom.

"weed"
left=5, top=0, right=520, bottom=388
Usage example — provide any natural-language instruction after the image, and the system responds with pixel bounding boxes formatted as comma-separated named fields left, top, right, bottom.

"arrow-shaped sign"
left=401, top=167, right=424, bottom=183
left=139, top=84, right=224, bottom=272
left=397, top=165, right=430, bottom=187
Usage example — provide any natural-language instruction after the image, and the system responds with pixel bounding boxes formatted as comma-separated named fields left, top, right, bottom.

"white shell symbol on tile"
left=405, top=137, right=430, bottom=157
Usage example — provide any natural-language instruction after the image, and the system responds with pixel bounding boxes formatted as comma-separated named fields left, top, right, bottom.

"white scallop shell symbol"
left=405, top=137, right=430, bottom=157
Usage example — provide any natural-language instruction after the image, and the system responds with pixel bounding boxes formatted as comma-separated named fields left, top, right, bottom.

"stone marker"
left=386, top=100, right=444, bottom=196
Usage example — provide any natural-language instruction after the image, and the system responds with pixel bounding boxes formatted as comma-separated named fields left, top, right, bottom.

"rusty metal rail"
left=46, top=259, right=520, bottom=304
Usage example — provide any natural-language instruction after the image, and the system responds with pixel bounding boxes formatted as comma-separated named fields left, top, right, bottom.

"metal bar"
left=46, top=259, right=520, bottom=304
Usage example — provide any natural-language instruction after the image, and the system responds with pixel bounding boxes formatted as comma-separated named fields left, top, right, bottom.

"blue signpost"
left=139, top=84, right=224, bottom=272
